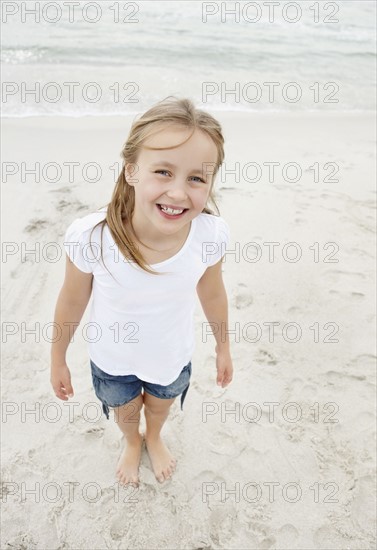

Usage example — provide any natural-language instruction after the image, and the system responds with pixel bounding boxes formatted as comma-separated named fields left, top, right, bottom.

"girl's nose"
left=166, top=180, right=188, bottom=200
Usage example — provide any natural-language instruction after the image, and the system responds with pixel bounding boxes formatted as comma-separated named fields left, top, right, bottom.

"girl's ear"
left=124, top=162, right=138, bottom=186
left=124, top=163, right=132, bottom=186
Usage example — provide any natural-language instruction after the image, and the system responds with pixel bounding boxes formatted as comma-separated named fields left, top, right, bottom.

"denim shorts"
left=90, top=359, right=192, bottom=420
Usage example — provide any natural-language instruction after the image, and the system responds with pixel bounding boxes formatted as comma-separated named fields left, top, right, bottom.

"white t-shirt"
left=63, top=207, right=230, bottom=385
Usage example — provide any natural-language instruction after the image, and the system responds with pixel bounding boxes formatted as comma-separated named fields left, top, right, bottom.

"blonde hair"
left=90, top=96, right=225, bottom=277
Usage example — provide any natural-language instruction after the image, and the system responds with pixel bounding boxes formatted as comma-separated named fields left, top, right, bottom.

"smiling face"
left=125, top=125, right=218, bottom=245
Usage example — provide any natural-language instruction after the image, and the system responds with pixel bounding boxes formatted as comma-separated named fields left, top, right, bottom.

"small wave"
left=1, top=106, right=374, bottom=119
left=0, top=47, right=49, bottom=64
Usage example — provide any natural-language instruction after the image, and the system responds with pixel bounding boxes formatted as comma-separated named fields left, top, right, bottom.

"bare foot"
left=116, top=432, right=144, bottom=486
left=145, top=434, right=177, bottom=483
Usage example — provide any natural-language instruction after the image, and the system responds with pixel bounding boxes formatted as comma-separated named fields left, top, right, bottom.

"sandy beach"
left=1, top=111, right=376, bottom=549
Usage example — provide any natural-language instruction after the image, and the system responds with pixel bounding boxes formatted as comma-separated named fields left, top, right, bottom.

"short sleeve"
left=206, top=217, right=230, bottom=267
left=63, top=219, right=97, bottom=274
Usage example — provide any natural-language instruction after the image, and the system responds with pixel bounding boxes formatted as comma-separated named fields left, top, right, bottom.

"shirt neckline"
left=150, top=216, right=197, bottom=267
left=103, top=213, right=197, bottom=268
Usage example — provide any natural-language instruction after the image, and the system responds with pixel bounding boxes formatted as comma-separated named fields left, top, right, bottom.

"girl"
left=50, top=97, right=233, bottom=486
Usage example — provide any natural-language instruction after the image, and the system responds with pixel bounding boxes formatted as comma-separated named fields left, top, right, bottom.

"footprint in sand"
left=255, top=348, right=277, bottom=366
left=56, top=198, right=86, bottom=212
left=296, top=383, right=318, bottom=400
left=349, top=474, right=377, bottom=533
left=49, top=186, right=72, bottom=194
left=324, top=370, right=366, bottom=384
left=233, top=283, right=253, bottom=310
left=275, top=523, right=300, bottom=547
left=109, top=512, right=133, bottom=541
left=4, top=534, right=37, bottom=549
left=192, top=469, right=226, bottom=488
left=328, top=289, right=365, bottom=301
left=191, top=379, right=206, bottom=395
left=208, top=430, right=243, bottom=457
left=24, top=218, right=49, bottom=234
left=313, top=524, right=355, bottom=549
left=323, top=269, right=366, bottom=283
left=208, top=501, right=238, bottom=546
left=350, top=353, right=376, bottom=368
left=67, top=413, right=106, bottom=438
left=287, top=305, right=303, bottom=315
left=84, top=426, right=105, bottom=436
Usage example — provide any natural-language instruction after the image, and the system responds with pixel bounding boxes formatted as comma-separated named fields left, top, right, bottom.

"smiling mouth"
left=156, top=204, right=189, bottom=218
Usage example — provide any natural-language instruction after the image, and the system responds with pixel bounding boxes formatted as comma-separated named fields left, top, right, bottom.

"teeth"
left=160, top=205, right=184, bottom=215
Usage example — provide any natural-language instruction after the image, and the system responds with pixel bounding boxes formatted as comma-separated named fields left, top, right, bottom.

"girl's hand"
left=215, top=346, right=233, bottom=388
left=50, top=363, right=74, bottom=401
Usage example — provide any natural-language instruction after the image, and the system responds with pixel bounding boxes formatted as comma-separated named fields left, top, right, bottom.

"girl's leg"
left=143, top=392, right=177, bottom=483
left=113, top=393, right=144, bottom=486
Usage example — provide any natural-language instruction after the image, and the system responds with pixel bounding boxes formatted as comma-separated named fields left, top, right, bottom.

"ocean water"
left=1, top=0, right=376, bottom=116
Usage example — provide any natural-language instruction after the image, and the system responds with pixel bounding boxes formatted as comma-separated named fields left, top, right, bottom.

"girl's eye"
left=155, top=170, right=170, bottom=176
left=154, top=170, right=206, bottom=183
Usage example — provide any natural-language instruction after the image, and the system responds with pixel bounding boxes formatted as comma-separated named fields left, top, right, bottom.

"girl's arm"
left=197, top=259, right=233, bottom=387
left=50, top=255, right=93, bottom=400
left=197, top=258, right=229, bottom=352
